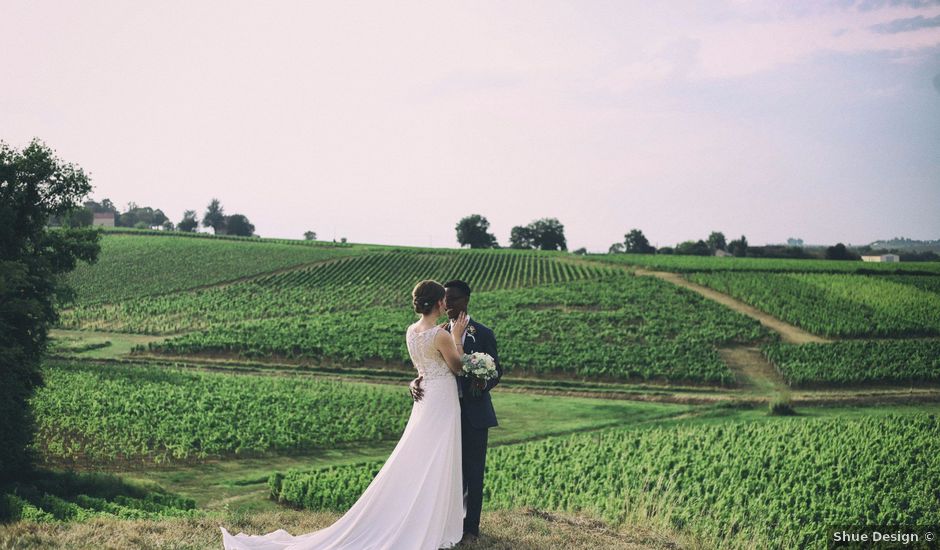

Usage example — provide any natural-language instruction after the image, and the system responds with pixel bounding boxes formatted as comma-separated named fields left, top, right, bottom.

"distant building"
left=92, top=211, right=115, bottom=227
left=714, top=249, right=732, bottom=257
left=861, top=254, right=900, bottom=262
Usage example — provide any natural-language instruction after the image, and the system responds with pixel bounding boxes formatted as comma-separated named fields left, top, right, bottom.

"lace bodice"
left=406, top=325, right=455, bottom=380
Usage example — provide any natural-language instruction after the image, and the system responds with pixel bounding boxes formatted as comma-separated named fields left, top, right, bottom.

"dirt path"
left=717, top=345, right=787, bottom=398
left=634, top=268, right=831, bottom=344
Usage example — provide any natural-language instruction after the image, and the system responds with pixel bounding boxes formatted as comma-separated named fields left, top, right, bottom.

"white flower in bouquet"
left=460, top=352, right=497, bottom=397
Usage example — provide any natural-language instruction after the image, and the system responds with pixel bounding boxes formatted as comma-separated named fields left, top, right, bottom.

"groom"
left=409, top=279, right=502, bottom=541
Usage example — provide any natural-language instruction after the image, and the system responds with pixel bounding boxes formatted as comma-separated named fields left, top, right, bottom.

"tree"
left=455, top=214, right=498, bottom=249
left=161, top=220, right=174, bottom=231
left=530, top=218, right=567, bottom=251
left=151, top=209, right=168, bottom=227
left=116, top=204, right=166, bottom=229
left=608, top=242, right=625, bottom=254
left=178, top=210, right=199, bottom=232
left=572, top=247, right=587, bottom=255
left=825, top=242, right=857, bottom=260
left=509, top=226, right=534, bottom=249
left=118, top=202, right=139, bottom=227
left=728, top=235, right=749, bottom=257
left=657, top=246, right=674, bottom=255
left=624, top=229, right=655, bottom=254
left=304, top=231, right=317, bottom=241
left=62, top=207, right=93, bottom=228
left=510, top=218, right=566, bottom=251
left=225, top=214, right=255, bottom=237
left=675, top=240, right=711, bottom=256
left=202, top=199, right=226, bottom=234
left=0, top=139, right=101, bottom=483
left=707, top=231, right=727, bottom=252
left=787, top=237, right=804, bottom=247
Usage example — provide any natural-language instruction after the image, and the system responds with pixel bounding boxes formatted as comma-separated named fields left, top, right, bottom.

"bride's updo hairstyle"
left=412, top=279, right=445, bottom=315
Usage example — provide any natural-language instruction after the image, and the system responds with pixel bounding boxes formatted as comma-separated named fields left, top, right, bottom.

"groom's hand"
left=409, top=376, right=424, bottom=402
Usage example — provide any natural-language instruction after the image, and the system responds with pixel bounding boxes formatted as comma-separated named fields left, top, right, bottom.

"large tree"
left=509, top=225, right=534, bottom=249
left=202, top=198, right=226, bottom=234
left=675, top=239, right=711, bottom=256
left=116, top=204, right=167, bottom=229
left=511, top=218, right=567, bottom=251
left=225, top=213, right=255, bottom=237
left=178, top=210, right=199, bottom=232
left=0, top=139, right=101, bottom=483
left=455, top=214, right=498, bottom=248
left=530, top=218, right=567, bottom=251
left=707, top=231, right=727, bottom=252
left=624, top=229, right=655, bottom=254
left=728, top=235, right=749, bottom=257
left=825, top=242, right=857, bottom=260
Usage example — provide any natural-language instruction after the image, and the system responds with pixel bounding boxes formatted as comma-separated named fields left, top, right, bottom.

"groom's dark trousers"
left=452, top=319, right=503, bottom=536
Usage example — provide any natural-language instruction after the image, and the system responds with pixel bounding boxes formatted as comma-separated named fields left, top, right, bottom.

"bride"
left=221, top=279, right=470, bottom=550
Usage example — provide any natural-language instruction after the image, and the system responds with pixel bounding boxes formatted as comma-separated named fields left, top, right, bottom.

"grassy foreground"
left=0, top=508, right=691, bottom=550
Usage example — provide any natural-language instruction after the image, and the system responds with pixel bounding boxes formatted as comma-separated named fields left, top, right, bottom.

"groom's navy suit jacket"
left=447, top=318, right=502, bottom=430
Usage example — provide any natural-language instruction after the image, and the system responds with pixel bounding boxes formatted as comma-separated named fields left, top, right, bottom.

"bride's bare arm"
left=435, top=313, right=468, bottom=376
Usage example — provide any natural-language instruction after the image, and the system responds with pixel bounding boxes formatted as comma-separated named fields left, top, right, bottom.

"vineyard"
left=31, top=359, right=413, bottom=464
left=584, top=252, right=940, bottom=275
left=14, top=231, right=940, bottom=549
left=270, top=412, right=940, bottom=549
left=56, top=245, right=774, bottom=384
left=56, top=249, right=617, bottom=333
left=686, top=272, right=940, bottom=338
left=762, top=339, right=940, bottom=386
left=59, top=232, right=356, bottom=306
left=135, top=275, right=770, bottom=384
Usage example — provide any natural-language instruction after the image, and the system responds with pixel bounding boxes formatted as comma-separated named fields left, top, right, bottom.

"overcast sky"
left=2, top=0, right=938, bottom=251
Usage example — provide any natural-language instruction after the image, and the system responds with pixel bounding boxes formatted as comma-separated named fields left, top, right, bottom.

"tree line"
left=51, top=198, right=336, bottom=242
left=455, top=216, right=936, bottom=261
left=51, top=198, right=259, bottom=237
left=456, top=214, right=569, bottom=251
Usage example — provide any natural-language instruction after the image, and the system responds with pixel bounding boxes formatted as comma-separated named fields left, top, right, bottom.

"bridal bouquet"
left=460, top=352, right=498, bottom=397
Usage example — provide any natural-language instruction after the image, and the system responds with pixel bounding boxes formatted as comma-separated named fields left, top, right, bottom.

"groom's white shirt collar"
left=448, top=314, right=471, bottom=345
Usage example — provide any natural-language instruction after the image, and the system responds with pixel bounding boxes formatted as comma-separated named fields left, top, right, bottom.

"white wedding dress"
left=220, top=324, right=465, bottom=550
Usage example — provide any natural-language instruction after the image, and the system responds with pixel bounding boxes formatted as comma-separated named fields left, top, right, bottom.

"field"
left=59, top=230, right=356, bottom=306
left=762, top=339, right=940, bottom=387
left=3, top=231, right=938, bottom=549
left=270, top=409, right=940, bottom=548
left=585, top=252, right=940, bottom=275
left=686, top=272, right=940, bottom=338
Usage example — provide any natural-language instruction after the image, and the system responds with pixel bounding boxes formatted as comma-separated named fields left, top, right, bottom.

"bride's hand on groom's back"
left=409, top=375, right=424, bottom=402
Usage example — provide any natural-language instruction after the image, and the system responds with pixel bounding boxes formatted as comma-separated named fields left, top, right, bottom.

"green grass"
left=0, top=470, right=199, bottom=523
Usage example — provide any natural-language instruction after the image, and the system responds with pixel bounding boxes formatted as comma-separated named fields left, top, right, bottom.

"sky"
left=1, top=0, right=938, bottom=252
